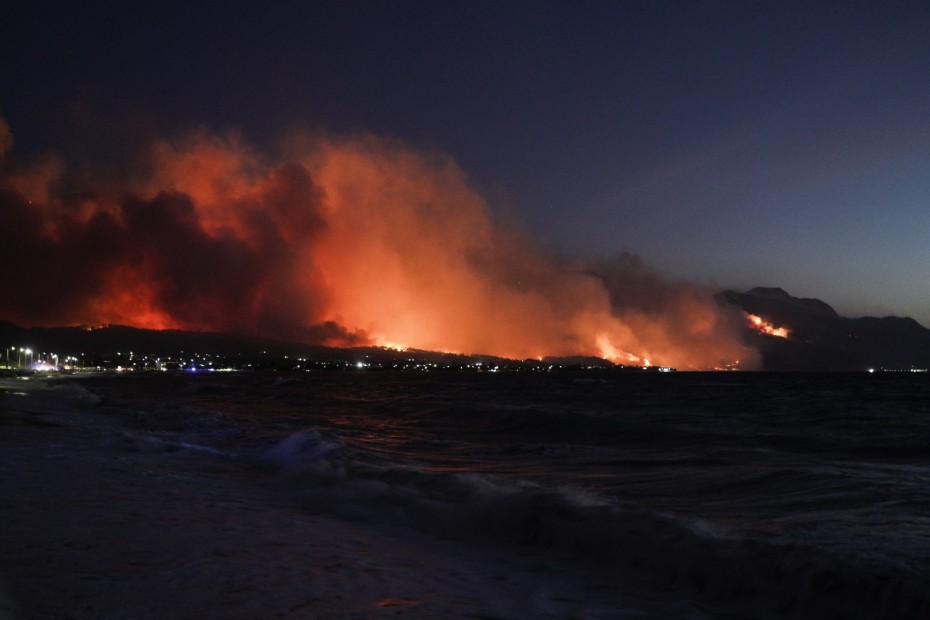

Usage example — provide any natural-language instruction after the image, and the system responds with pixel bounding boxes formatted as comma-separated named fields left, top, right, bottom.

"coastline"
left=0, top=376, right=651, bottom=620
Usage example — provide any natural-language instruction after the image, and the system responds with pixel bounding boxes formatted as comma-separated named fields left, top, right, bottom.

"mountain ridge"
left=719, top=288, right=930, bottom=371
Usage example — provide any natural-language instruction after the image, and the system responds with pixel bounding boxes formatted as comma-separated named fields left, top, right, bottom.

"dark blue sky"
left=3, top=1, right=929, bottom=324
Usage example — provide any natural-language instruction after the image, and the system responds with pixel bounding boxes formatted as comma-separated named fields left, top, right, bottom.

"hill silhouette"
left=719, top=288, right=930, bottom=371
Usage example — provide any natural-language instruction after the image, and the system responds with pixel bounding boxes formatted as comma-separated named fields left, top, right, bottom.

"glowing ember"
left=746, top=313, right=790, bottom=339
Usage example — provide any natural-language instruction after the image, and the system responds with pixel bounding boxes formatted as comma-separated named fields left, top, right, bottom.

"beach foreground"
left=0, top=378, right=658, bottom=620
left=4, top=371, right=928, bottom=620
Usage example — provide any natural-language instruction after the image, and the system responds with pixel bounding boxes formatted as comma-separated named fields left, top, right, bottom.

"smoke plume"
left=0, top=120, right=759, bottom=369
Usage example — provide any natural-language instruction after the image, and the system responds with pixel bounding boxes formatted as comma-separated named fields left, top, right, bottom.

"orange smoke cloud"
left=0, top=119, right=760, bottom=369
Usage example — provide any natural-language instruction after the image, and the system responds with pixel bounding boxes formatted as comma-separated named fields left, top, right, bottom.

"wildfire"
left=0, top=117, right=765, bottom=370
left=745, top=313, right=790, bottom=339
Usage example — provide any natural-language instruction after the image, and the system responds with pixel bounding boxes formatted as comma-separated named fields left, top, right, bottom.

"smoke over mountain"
left=0, top=120, right=759, bottom=369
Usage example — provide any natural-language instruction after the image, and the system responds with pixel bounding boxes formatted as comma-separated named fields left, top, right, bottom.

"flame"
left=375, top=339, right=408, bottom=352
left=746, top=313, right=790, bottom=338
left=0, top=119, right=763, bottom=370
left=596, top=333, right=641, bottom=364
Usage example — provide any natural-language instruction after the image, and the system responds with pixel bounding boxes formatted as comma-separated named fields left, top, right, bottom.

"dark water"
left=82, top=370, right=930, bottom=619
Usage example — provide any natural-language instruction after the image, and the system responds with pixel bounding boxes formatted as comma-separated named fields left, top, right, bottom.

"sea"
left=75, top=369, right=930, bottom=619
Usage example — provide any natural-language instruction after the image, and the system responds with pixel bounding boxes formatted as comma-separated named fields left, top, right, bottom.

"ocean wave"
left=74, top=373, right=930, bottom=619
left=263, top=429, right=341, bottom=468
left=119, top=402, right=231, bottom=433
left=264, top=430, right=930, bottom=619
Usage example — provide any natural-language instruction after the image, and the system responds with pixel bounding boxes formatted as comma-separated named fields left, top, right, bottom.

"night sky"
left=3, top=1, right=929, bottom=326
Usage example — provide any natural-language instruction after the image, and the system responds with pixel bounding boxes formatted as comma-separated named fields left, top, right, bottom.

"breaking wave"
left=263, top=429, right=930, bottom=620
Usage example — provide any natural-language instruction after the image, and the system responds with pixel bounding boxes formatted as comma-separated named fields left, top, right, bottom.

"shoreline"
left=0, top=377, right=651, bottom=619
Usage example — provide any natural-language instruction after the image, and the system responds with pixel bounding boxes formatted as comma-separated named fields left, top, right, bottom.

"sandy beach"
left=0, top=377, right=655, bottom=620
